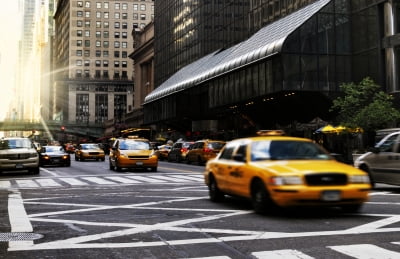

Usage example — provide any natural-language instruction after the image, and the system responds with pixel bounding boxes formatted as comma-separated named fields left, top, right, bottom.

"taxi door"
left=371, top=132, right=400, bottom=185
left=225, top=143, right=250, bottom=197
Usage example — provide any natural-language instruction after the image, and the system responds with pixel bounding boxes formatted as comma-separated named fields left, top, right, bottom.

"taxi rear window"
left=251, top=140, right=330, bottom=161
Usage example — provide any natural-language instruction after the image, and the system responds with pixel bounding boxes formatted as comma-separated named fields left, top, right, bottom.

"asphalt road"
left=1, top=157, right=400, bottom=258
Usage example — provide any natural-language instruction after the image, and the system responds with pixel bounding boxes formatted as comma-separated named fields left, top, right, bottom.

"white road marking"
left=104, top=176, right=141, bottom=184
left=329, top=244, right=400, bottom=258
left=168, top=174, right=204, bottom=181
left=0, top=180, right=11, bottom=188
left=40, top=167, right=59, bottom=177
left=149, top=175, right=191, bottom=182
left=59, top=178, right=89, bottom=186
left=126, top=175, right=167, bottom=183
left=252, top=249, right=314, bottom=259
left=36, top=179, right=62, bottom=187
left=8, top=191, right=34, bottom=250
left=15, top=180, right=39, bottom=188
left=81, top=177, right=116, bottom=185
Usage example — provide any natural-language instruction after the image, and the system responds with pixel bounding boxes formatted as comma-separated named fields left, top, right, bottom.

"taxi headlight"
left=119, top=153, right=128, bottom=158
left=349, top=175, right=370, bottom=184
left=269, top=176, right=303, bottom=186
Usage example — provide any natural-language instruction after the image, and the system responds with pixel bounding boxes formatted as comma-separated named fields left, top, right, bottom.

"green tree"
left=330, top=77, right=400, bottom=132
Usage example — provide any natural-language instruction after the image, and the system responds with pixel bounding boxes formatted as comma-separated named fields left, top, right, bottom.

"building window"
left=114, top=22, right=120, bottom=28
left=115, top=3, right=120, bottom=9
left=122, top=42, right=127, bottom=48
left=77, top=30, right=82, bottom=37
left=85, top=1, right=90, bottom=8
left=85, top=30, right=90, bottom=37
left=114, top=32, right=120, bottom=38
left=96, top=21, right=101, bottom=28
left=114, top=51, right=120, bottom=58
left=122, top=22, right=127, bottom=29
left=95, top=95, right=108, bottom=123
left=84, top=50, right=90, bottom=57
left=77, top=1, right=83, bottom=7
left=103, top=60, right=109, bottom=67
left=95, top=60, right=101, bottom=67
left=103, top=70, right=109, bottom=78
left=114, top=41, right=120, bottom=48
left=76, top=94, right=89, bottom=123
left=133, top=4, right=138, bottom=11
left=95, top=70, right=101, bottom=78
left=122, top=51, right=127, bottom=58
left=140, top=4, right=146, bottom=11
left=140, top=14, right=146, bottom=20
left=96, top=11, right=101, bottom=18
left=77, top=20, right=83, bottom=27
left=103, top=41, right=109, bottom=48
left=85, top=21, right=90, bottom=27
left=122, top=61, right=127, bottom=68
left=96, top=2, right=101, bottom=8
left=76, top=50, right=82, bottom=56
left=85, top=40, right=90, bottom=47
left=76, top=70, right=82, bottom=77
left=122, top=3, right=127, bottom=10
left=114, top=61, right=120, bottom=67
left=84, top=70, right=90, bottom=78
left=85, top=11, right=90, bottom=18
left=103, top=31, right=109, bottom=38
left=115, top=13, right=120, bottom=19
left=122, top=32, right=127, bottom=38
left=104, top=12, right=109, bottom=19
left=76, top=60, right=83, bottom=66
left=84, top=60, right=90, bottom=66
left=77, top=40, right=82, bottom=46
left=133, top=13, right=138, bottom=20
left=77, top=11, right=83, bottom=17
left=104, top=21, right=109, bottom=28
left=96, top=40, right=101, bottom=47
left=122, top=13, right=127, bottom=19
left=104, top=2, right=109, bottom=9
left=122, top=71, right=128, bottom=79
left=103, top=50, right=109, bottom=57
left=96, top=31, right=101, bottom=38
left=114, top=95, right=126, bottom=122
left=96, top=50, right=101, bottom=57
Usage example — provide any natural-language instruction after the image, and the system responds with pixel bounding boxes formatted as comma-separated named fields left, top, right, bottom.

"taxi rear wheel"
left=209, top=176, right=224, bottom=202
left=251, top=180, right=275, bottom=214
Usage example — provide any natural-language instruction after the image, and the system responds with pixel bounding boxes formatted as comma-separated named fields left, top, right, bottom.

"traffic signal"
left=61, top=126, right=65, bottom=131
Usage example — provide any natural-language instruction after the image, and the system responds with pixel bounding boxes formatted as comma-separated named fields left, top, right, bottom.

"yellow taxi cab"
left=186, top=139, right=226, bottom=164
left=109, top=136, right=158, bottom=172
left=75, top=143, right=105, bottom=161
left=204, top=130, right=371, bottom=214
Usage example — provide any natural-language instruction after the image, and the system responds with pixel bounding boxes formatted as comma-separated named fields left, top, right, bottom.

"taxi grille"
left=128, top=156, right=149, bottom=159
left=88, top=152, right=100, bottom=155
left=305, top=173, right=347, bottom=186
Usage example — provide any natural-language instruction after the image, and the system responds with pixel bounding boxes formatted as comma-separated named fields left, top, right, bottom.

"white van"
left=354, top=131, right=400, bottom=186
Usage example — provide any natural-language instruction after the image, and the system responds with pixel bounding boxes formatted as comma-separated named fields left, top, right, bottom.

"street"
left=1, top=158, right=400, bottom=258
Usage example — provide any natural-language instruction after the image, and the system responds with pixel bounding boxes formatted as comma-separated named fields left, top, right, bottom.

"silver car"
left=0, top=137, right=40, bottom=174
left=354, top=131, right=400, bottom=187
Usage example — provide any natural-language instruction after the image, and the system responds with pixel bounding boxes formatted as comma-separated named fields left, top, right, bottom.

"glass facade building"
left=146, top=0, right=399, bottom=137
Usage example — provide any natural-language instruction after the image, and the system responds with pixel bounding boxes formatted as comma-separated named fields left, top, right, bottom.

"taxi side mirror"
left=233, top=154, right=246, bottom=162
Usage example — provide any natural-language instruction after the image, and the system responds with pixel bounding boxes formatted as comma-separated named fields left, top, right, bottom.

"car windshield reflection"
left=0, top=139, right=32, bottom=150
left=251, top=140, right=331, bottom=161
left=120, top=141, right=150, bottom=150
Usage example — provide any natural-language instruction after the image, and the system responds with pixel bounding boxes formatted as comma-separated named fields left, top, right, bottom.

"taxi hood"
left=251, top=160, right=361, bottom=175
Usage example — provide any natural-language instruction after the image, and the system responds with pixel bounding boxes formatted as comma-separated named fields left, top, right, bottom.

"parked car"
left=0, top=137, right=39, bottom=174
left=354, top=130, right=400, bottom=187
left=39, top=146, right=71, bottom=167
left=186, top=139, right=225, bottom=164
left=204, top=131, right=371, bottom=214
left=167, top=141, right=194, bottom=162
left=75, top=143, right=105, bottom=161
left=109, top=136, right=158, bottom=172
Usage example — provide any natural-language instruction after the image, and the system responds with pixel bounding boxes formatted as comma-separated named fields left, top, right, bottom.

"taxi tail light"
left=180, top=148, right=188, bottom=153
left=203, top=148, right=213, bottom=153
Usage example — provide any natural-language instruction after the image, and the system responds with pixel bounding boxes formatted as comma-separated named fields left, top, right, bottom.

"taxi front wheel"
left=251, top=180, right=277, bottom=214
left=209, top=176, right=224, bottom=202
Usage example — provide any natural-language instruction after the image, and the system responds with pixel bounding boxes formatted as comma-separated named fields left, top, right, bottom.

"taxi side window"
left=236, top=144, right=247, bottom=160
left=220, top=146, right=235, bottom=160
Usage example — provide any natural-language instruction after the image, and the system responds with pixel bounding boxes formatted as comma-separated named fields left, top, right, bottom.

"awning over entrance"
left=144, top=0, right=331, bottom=104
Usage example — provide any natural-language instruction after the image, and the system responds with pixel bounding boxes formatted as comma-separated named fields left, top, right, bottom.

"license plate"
left=136, top=162, right=143, bottom=166
left=321, top=190, right=341, bottom=201
left=15, top=164, right=24, bottom=169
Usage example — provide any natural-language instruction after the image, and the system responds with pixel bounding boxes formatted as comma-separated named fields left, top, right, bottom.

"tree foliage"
left=330, top=77, right=400, bottom=132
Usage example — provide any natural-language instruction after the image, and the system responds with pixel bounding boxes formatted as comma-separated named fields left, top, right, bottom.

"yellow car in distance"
left=75, top=143, right=105, bottom=161
left=109, top=137, right=158, bottom=172
left=204, top=132, right=371, bottom=214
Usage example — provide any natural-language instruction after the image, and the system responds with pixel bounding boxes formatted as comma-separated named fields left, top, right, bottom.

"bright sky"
left=0, top=0, right=20, bottom=120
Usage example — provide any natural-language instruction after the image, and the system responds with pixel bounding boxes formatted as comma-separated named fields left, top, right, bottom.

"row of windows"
left=77, top=11, right=149, bottom=20
left=76, top=60, right=128, bottom=67
left=76, top=40, right=128, bottom=48
left=77, top=1, right=153, bottom=11
left=77, top=31, right=128, bottom=38
left=75, top=70, right=128, bottom=79
left=76, top=50, right=128, bottom=58
left=77, top=20, right=148, bottom=30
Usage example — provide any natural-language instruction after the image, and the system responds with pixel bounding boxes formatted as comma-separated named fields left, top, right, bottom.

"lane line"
left=126, top=175, right=167, bottom=183
left=0, top=180, right=11, bottom=188
left=104, top=176, right=141, bottom=184
left=329, top=244, right=400, bottom=258
left=15, top=180, right=39, bottom=188
left=252, top=249, right=314, bottom=259
left=81, top=177, right=117, bottom=185
left=36, top=179, right=62, bottom=187
left=59, top=178, right=89, bottom=186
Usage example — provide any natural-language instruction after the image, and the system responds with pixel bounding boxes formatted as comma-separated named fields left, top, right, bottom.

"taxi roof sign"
left=256, top=130, right=285, bottom=136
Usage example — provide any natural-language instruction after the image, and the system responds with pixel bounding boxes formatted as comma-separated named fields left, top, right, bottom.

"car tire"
left=359, top=164, right=375, bottom=188
left=209, top=175, right=224, bottom=202
left=75, top=155, right=79, bottom=161
left=31, top=167, right=40, bottom=175
left=151, top=167, right=157, bottom=172
left=66, top=162, right=71, bottom=167
left=115, top=160, right=122, bottom=172
left=109, top=160, right=114, bottom=170
left=341, top=204, right=363, bottom=213
left=251, top=180, right=276, bottom=214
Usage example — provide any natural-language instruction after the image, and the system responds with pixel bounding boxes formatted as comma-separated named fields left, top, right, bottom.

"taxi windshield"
left=251, top=140, right=331, bottom=161
left=82, top=144, right=101, bottom=150
left=120, top=140, right=150, bottom=150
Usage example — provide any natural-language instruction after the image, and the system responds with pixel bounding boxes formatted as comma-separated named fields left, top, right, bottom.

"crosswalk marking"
left=81, top=177, right=117, bottom=185
left=59, top=178, right=89, bottom=186
left=105, top=176, right=141, bottom=184
left=126, top=175, right=167, bottom=183
left=36, top=179, right=62, bottom=187
left=15, top=180, right=39, bottom=188
left=252, top=249, right=314, bottom=259
left=0, top=174, right=205, bottom=189
left=0, top=180, right=11, bottom=188
left=328, top=244, right=400, bottom=259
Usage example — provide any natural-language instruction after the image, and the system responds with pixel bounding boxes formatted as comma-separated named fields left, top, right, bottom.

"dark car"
left=167, top=141, right=194, bottom=162
left=39, top=146, right=71, bottom=167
